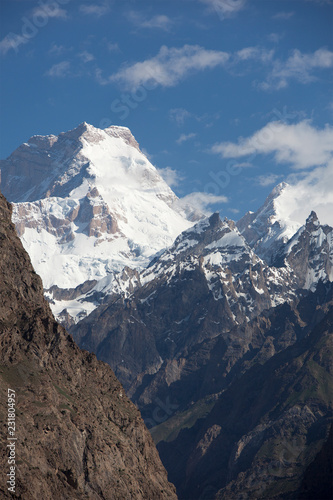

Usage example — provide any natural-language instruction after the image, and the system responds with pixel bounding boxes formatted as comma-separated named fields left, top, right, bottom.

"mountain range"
left=1, top=122, right=332, bottom=499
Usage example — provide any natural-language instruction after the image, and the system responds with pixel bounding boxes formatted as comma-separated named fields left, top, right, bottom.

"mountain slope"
left=0, top=122, right=195, bottom=323
left=0, top=190, right=176, bottom=499
left=157, top=288, right=333, bottom=499
left=71, top=210, right=332, bottom=419
left=71, top=213, right=297, bottom=392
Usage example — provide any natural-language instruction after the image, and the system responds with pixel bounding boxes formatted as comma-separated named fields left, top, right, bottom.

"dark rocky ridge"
left=157, top=290, right=333, bottom=499
left=0, top=190, right=176, bottom=499
left=298, top=423, right=333, bottom=500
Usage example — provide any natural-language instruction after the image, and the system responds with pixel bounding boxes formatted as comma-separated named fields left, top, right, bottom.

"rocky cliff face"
left=0, top=190, right=176, bottom=499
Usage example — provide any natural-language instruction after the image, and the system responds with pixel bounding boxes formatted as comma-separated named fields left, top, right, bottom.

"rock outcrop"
left=0, top=190, right=176, bottom=499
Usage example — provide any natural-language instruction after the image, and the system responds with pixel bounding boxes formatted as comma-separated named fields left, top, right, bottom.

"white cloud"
left=211, top=121, right=333, bottom=169
left=32, top=5, right=67, bottom=20
left=272, top=11, right=294, bottom=20
left=0, top=33, right=28, bottom=55
left=178, top=192, right=228, bottom=215
left=157, top=167, right=183, bottom=187
left=176, top=133, right=197, bottom=145
left=260, top=47, right=333, bottom=90
left=229, top=208, right=240, bottom=214
left=211, top=120, right=333, bottom=226
left=257, top=173, right=281, bottom=187
left=79, top=51, right=94, bottom=63
left=45, top=61, right=71, bottom=78
left=169, top=108, right=192, bottom=125
left=79, top=3, right=110, bottom=17
left=281, top=162, right=333, bottom=226
left=96, top=43, right=332, bottom=93
left=128, top=12, right=174, bottom=31
left=235, top=46, right=274, bottom=63
left=109, top=45, right=230, bottom=90
left=199, top=0, right=246, bottom=18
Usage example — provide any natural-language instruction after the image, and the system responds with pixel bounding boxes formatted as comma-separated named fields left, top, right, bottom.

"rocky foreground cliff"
left=0, top=189, right=176, bottom=499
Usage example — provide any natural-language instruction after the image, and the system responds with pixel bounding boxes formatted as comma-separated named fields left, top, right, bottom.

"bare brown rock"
left=0, top=190, right=177, bottom=499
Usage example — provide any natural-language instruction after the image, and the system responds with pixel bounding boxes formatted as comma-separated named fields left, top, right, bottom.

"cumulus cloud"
left=211, top=121, right=333, bottom=169
left=109, top=44, right=229, bottom=90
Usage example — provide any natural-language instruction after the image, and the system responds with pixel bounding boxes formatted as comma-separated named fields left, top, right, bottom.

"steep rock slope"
left=157, top=288, right=333, bottom=499
left=0, top=190, right=176, bottom=499
left=0, top=122, right=195, bottom=323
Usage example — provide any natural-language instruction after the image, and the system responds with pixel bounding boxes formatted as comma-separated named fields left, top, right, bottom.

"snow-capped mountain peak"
left=274, top=211, right=333, bottom=290
left=0, top=123, right=196, bottom=319
left=305, top=210, right=320, bottom=228
left=237, top=182, right=302, bottom=263
left=0, top=122, right=174, bottom=204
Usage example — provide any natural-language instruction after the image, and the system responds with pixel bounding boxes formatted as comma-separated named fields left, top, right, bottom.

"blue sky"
left=0, top=0, right=333, bottom=220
